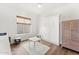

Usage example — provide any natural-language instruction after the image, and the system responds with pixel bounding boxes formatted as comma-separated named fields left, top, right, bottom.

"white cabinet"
left=0, top=35, right=11, bottom=55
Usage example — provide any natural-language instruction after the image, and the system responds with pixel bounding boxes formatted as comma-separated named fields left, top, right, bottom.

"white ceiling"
left=16, top=3, right=69, bottom=15
left=0, top=3, right=70, bottom=15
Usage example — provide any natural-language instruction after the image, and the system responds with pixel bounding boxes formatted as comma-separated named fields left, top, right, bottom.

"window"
left=16, top=16, right=31, bottom=34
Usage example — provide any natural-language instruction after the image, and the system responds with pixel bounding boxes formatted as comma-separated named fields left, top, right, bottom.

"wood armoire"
left=62, top=20, right=79, bottom=52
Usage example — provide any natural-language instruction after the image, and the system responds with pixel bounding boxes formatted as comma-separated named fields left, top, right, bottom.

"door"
left=39, top=16, right=59, bottom=45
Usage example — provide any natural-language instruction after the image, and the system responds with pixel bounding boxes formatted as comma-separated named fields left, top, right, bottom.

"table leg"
left=34, top=41, right=35, bottom=47
left=29, top=40, right=30, bottom=49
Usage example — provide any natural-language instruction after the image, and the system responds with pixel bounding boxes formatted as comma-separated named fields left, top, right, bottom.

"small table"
left=28, top=37, right=41, bottom=48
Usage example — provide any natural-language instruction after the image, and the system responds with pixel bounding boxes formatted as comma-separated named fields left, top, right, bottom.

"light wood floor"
left=11, top=40, right=79, bottom=55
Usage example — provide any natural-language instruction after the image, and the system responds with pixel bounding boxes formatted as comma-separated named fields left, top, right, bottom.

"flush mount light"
left=37, top=3, right=42, bottom=8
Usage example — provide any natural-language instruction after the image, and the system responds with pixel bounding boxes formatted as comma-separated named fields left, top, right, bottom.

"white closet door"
left=39, top=16, right=59, bottom=45
left=48, top=16, right=59, bottom=45
left=39, top=17, right=49, bottom=40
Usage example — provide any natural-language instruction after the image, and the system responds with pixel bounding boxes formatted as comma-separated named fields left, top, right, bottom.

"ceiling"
left=16, top=3, right=69, bottom=15
left=0, top=3, right=70, bottom=15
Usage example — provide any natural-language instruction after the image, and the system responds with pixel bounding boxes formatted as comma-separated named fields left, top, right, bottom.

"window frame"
left=16, top=16, right=31, bottom=34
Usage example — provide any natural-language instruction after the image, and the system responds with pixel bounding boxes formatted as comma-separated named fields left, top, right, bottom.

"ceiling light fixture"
left=37, top=3, right=42, bottom=8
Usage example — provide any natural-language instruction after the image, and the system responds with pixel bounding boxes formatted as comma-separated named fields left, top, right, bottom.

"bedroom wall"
left=0, top=4, right=39, bottom=43
left=50, top=4, right=79, bottom=21
left=0, top=4, right=17, bottom=36
left=39, top=15, right=59, bottom=45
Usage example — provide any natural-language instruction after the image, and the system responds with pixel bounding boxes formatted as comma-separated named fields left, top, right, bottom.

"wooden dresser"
left=62, top=20, right=79, bottom=52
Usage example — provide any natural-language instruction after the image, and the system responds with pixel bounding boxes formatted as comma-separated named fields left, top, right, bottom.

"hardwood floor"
left=11, top=40, right=79, bottom=55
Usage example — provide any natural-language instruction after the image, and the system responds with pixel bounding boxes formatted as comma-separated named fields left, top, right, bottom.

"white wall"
left=0, top=4, right=17, bottom=36
left=39, top=15, right=59, bottom=45
left=49, top=4, right=79, bottom=21
left=0, top=4, right=39, bottom=43
left=0, top=4, right=39, bottom=36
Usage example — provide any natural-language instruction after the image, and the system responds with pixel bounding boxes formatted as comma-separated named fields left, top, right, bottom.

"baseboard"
left=42, top=39, right=60, bottom=46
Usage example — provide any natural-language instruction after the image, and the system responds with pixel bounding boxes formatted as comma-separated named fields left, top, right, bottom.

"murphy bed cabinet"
left=62, top=20, right=79, bottom=52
